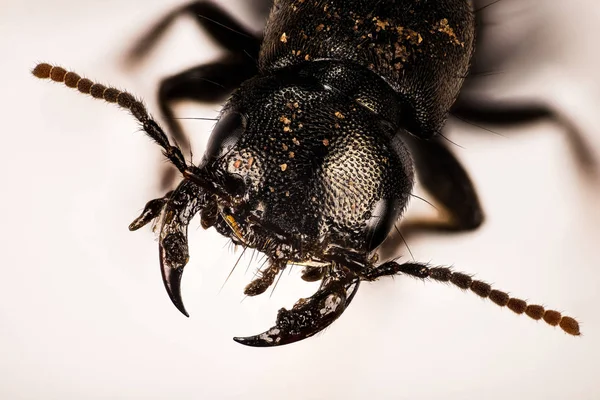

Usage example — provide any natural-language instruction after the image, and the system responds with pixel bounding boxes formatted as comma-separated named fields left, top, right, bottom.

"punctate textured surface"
left=3, top=0, right=600, bottom=399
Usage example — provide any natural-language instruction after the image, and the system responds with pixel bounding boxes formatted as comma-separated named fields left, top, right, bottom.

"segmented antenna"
left=367, top=262, right=581, bottom=336
left=32, top=63, right=187, bottom=173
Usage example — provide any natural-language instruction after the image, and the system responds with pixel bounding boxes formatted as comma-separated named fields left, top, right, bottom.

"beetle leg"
left=458, top=3, right=597, bottom=174
left=123, top=0, right=262, bottom=188
left=129, top=191, right=174, bottom=231
left=380, top=135, right=483, bottom=259
left=159, top=55, right=257, bottom=113
left=157, top=56, right=258, bottom=188
left=233, top=266, right=360, bottom=347
left=411, top=135, right=483, bottom=231
left=124, top=0, right=261, bottom=66
left=390, top=135, right=483, bottom=245
left=451, top=99, right=598, bottom=174
left=158, top=179, right=204, bottom=317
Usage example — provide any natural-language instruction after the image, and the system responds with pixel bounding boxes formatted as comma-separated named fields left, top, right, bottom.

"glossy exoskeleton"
left=34, top=0, right=581, bottom=346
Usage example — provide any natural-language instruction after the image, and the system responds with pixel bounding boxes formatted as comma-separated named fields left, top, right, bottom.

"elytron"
left=34, top=0, right=580, bottom=346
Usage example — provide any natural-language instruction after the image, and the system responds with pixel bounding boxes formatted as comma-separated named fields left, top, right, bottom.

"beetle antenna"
left=33, top=63, right=188, bottom=173
left=32, top=63, right=238, bottom=203
left=364, top=262, right=581, bottom=336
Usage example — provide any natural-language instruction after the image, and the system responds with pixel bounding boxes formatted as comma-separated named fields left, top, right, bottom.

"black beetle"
left=33, top=0, right=580, bottom=346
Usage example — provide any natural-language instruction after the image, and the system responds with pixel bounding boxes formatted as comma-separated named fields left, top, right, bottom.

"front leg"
left=397, top=135, right=484, bottom=243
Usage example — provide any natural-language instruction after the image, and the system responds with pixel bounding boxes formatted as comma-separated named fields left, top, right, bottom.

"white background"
left=2, top=0, right=600, bottom=399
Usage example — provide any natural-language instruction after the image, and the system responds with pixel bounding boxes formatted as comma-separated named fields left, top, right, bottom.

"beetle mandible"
left=33, top=0, right=581, bottom=346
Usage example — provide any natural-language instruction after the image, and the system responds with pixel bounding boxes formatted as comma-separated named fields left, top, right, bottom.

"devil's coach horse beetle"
left=33, top=0, right=580, bottom=346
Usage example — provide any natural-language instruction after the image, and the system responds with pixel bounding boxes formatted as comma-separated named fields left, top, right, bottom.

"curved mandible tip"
left=158, top=179, right=203, bottom=317
left=160, top=237, right=190, bottom=317
left=233, top=273, right=360, bottom=347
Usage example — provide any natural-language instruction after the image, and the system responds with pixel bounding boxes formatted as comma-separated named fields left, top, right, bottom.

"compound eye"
left=364, top=198, right=402, bottom=252
left=204, top=111, right=247, bottom=160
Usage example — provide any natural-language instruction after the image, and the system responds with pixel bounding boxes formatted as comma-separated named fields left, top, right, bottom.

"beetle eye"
left=364, top=198, right=403, bottom=252
left=204, top=111, right=247, bottom=160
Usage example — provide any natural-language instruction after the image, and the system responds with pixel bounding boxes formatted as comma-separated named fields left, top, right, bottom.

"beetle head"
left=198, top=62, right=415, bottom=263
